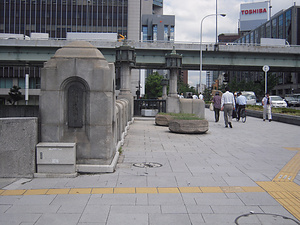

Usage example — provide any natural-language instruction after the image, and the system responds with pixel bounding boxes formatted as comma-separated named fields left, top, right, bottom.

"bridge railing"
left=134, top=99, right=166, bottom=116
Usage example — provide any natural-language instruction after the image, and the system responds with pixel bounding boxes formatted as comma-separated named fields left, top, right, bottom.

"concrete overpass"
left=0, top=39, right=299, bottom=72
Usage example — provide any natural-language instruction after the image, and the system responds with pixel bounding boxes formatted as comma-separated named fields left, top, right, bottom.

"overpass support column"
left=165, top=47, right=182, bottom=113
left=116, top=44, right=136, bottom=120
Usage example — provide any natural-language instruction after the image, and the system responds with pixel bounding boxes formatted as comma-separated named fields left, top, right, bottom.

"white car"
left=270, top=96, right=287, bottom=108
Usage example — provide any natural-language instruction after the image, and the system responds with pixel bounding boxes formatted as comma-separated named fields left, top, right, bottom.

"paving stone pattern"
left=0, top=109, right=299, bottom=225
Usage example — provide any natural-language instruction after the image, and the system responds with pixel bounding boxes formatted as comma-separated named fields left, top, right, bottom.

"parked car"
left=241, top=91, right=256, bottom=105
left=270, top=96, right=287, bottom=108
left=284, top=95, right=299, bottom=107
left=292, top=94, right=300, bottom=106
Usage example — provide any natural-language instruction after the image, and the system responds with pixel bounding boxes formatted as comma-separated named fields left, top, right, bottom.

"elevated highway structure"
left=0, top=39, right=299, bottom=72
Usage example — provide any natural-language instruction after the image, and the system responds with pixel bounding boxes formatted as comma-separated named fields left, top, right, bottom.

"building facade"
left=233, top=4, right=300, bottom=96
left=0, top=0, right=173, bottom=104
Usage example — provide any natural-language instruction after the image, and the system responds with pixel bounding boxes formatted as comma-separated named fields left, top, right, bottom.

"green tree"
left=203, top=87, right=212, bottom=102
left=8, top=85, right=23, bottom=105
left=227, top=73, right=278, bottom=100
left=145, top=72, right=164, bottom=99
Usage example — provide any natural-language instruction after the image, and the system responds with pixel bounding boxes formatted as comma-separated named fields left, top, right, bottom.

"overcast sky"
left=163, top=0, right=300, bottom=87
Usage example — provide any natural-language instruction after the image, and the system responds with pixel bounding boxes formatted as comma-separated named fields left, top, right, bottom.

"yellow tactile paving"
left=157, top=187, right=180, bottom=193
left=24, top=189, right=49, bottom=195
left=277, top=182, right=300, bottom=192
left=221, top=186, right=245, bottom=193
left=178, top=187, right=202, bottom=193
left=69, top=188, right=92, bottom=194
left=0, top=190, right=5, bottom=195
left=136, top=187, right=158, bottom=194
left=91, top=188, right=114, bottom=194
left=256, top=181, right=283, bottom=192
left=241, top=186, right=265, bottom=192
left=200, top=186, right=223, bottom=193
left=114, top=187, right=135, bottom=194
left=1, top=189, right=26, bottom=196
left=273, top=150, right=300, bottom=182
left=46, top=188, right=70, bottom=195
left=284, top=147, right=300, bottom=151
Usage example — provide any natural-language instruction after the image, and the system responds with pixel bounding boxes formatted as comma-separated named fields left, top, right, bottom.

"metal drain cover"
left=235, top=213, right=300, bottom=225
left=133, top=162, right=162, bottom=168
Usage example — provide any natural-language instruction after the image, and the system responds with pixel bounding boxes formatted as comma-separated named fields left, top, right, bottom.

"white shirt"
left=262, top=96, right=272, bottom=108
left=221, top=91, right=235, bottom=108
left=236, top=95, right=247, bottom=105
left=199, top=94, right=203, bottom=100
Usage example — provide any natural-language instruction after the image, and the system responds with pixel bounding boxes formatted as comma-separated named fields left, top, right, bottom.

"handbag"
left=209, top=103, right=214, bottom=111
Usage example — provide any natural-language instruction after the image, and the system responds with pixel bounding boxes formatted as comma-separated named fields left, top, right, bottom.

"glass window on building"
left=278, top=73, right=283, bottom=84
left=246, top=34, right=250, bottom=43
left=266, top=21, right=271, bottom=38
left=255, top=30, right=259, bottom=43
left=260, top=25, right=266, bottom=38
left=279, top=15, right=284, bottom=39
left=30, top=78, right=41, bottom=89
left=285, top=10, right=292, bottom=44
left=152, top=24, right=157, bottom=41
left=272, top=19, right=277, bottom=38
left=142, top=25, right=148, bottom=41
left=0, top=78, right=13, bottom=88
left=18, top=78, right=25, bottom=89
left=164, top=25, right=168, bottom=41
left=250, top=32, right=254, bottom=44
left=170, top=26, right=174, bottom=42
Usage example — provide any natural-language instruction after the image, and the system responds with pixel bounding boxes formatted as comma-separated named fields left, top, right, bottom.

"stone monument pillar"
left=40, top=41, right=117, bottom=171
left=165, top=47, right=182, bottom=113
left=161, top=79, right=168, bottom=100
left=116, top=43, right=136, bottom=120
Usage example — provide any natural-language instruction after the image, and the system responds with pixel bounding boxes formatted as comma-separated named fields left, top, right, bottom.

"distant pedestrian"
left=179, top=93, right=184, bottom=98
left=212, top=92, right=222, bottom=122
left=262, top=93, right=272, bottom=122
left=192, top=94, right=198, bottom=99
left=199, top=92, right=203, bottom=100
left=187, top=93, right=192, bottom=98
left=236, top=92, right=247, bottom=121
left=221, top=86, right=235, bottom=128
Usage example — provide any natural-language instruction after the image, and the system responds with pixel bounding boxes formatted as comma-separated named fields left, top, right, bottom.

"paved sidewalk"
left=0, top=109, right=300, bottom=225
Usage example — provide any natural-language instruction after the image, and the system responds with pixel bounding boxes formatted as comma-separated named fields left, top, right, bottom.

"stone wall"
left=0, top=117, right=38, bottom=178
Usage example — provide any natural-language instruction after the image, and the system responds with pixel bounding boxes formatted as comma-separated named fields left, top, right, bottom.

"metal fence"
left=134, top=99, right=166, bottom=116
left=0, top=105, right=39, bottom=118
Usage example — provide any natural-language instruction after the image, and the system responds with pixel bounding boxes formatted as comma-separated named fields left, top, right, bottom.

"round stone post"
left=161, top=78, right=168, bottom=100
left=116, top=43, right=136, bottom=120
left=165, top=47, right=182, bottom=113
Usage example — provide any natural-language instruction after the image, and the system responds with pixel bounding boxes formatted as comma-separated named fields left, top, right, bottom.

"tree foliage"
left=226, top=73, right=278, bottom=100
left=8, top=85, right=23, bottom=105
left=145, top=72, right=164, bottom=99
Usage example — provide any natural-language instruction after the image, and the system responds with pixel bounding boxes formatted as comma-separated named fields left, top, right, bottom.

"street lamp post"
left=199, top=13, right=226, bottom=93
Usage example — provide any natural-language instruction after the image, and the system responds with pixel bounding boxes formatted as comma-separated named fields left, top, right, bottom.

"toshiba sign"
left=241, top=8, right=267, bottom=15
left=240, top=1, right=268, bottom=31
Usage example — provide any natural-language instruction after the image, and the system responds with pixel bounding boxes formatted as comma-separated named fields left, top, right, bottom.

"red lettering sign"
left=241, top=8, right=267, bottom=15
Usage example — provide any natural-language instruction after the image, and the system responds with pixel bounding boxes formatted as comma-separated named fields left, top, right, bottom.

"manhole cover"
left=133, top=162, right=162, bottom=168
left=235, top=213, right=300, bottom=225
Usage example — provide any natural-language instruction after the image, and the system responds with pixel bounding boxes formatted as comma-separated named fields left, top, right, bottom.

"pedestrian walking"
left=262, top=93, right=272, bottom=122
left=236, top=92, right=247, bottom=121
left=199, top=92, right=203, bottom=100
left=212, top=92, right=222, bottom=122
left=221, top=86, right=235, bottom=128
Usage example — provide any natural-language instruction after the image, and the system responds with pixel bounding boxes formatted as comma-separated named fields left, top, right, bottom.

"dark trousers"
left=237, top=105, right=246, bottom=120
left=214, top=107, right=220, bottom=122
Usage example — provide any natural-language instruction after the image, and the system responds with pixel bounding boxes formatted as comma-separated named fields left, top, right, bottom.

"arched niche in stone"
left=61, top=77, right=90, bottom=130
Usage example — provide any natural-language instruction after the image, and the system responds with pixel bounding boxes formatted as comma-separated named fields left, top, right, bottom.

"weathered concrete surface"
left=180, top=99, right=205, bottom=119
left=155, top=114, right=173, bottom=126
left=40, top=41, right=116, bottom=166
left=0, top=117, right=38, bottom=178
left=169, top=119, right=209, bottom=134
